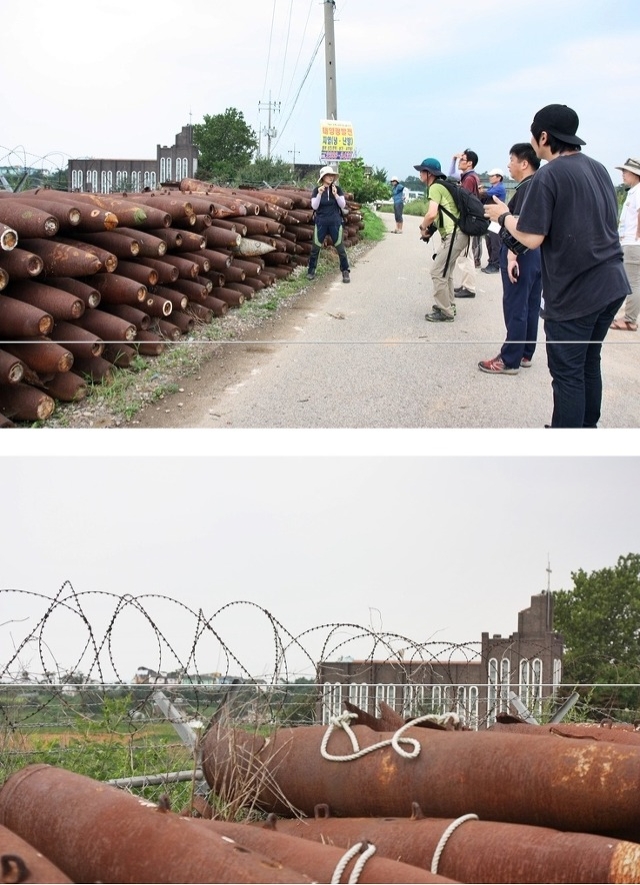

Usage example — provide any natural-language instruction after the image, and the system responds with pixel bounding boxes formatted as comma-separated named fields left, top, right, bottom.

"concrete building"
left=68, top=125, right=199, bottom=193
left=317, top=592, right=564, bottom=729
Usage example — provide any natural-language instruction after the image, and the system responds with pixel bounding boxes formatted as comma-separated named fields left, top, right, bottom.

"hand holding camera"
left=420, top=222, right=438, bottom=243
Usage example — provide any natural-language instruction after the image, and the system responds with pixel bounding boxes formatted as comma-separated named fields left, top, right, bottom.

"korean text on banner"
left=320, top=120, right=355, bottom=161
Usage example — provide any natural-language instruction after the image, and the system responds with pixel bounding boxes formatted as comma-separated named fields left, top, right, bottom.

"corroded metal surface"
left=0, top=765, right=312, bottom=883
left=0, top=822, right=71, bottom=883
left=263, top=807, right=640, bottom=884
left=201, top=722, right=640, bottom=835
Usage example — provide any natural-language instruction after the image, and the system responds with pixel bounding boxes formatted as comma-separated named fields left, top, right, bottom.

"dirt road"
left=134, top=214, right=640, bottom=429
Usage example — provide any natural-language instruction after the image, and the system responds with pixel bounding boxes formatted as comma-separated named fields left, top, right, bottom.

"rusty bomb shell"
left=0, top=295, right=53, bottom=336
left=0, top=247, right=44, bottom=279
left=190, top=817, right=455, bottom=884
left=3, top=340, right=73, bottom=375
left=201, top=722, right=640, bottom=836
left=0, top=201, right=59, bottom=238
left=44, top=370, right=88, bottom=403
left=0, top=822, right=72, bottom=883
left=0, top=383, right=55, bottom=421
left=89, top=272, right=147, bottom=305
left=113, top=227, right=167, bottom=256
left=263, top=806, right=640, bottom=884
left=19, top=239, right=102, bottom=277
left=74, top=231, right=140, bottom=258
left=0, top=222, right=18, bottom=251
left=55, top=238, right=117, bottom=273
left=50, top=321, right=104, bottom=359
left=46, top=276, right=101, bottom=309
left=6, top=280, right=85, bottom=321
left=0, top=349, right=25, bottom=384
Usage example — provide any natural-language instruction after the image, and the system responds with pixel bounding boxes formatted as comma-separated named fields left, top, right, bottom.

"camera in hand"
left=420, top=222, right=438, bottom=243
left=499, top=226, right=529, bottom=255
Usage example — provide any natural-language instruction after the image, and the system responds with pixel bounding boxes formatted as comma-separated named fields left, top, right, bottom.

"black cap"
left=531, top=104, right=585, bottom=146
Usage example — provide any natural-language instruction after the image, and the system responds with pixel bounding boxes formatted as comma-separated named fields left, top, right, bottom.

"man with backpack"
left=449, top=149, right=481, bottom=297
left=415, top=156, right=469, bottom=322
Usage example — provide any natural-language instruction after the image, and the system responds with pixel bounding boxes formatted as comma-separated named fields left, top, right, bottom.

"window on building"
left=150, top=172, right=156, bottom=189
left=160, top=158, right=166, bottom=180
left=166, top=158, right=172, bottom=180
left=531, top=658, right=543, bottom=717
left=468, top=685, right=479, bottom=729
left=488, top=658, right=498, bottom=725
left=175, top=157, right=182, bottom=179
left=144, top=171, right=150, bottom=188
left=107, top=171, right=112, bottom=193
left=348, top=682, right=368, bottom=712
left=500, top=657, right=510, bottom=713
left=116, top=171, right=123, bottom=190
left=182, top=156, right=189, bottom=178
left=321, top=682, right=342, bottom=725
left=519, top=659, right=530, bottom=708
left=553, top=657, right=562, bottom=689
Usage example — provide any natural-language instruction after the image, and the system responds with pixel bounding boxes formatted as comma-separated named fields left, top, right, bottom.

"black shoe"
left=425, top=309, right=454, bottom=323
left=432, top=303, right=456, bottom=316
left=454, top=287, right=476, bottom=298
left=307, top=272, right=316, bottom=281
left=481, top=265, right=499, bottom=274
left=342, top=270, right=350, bottom=283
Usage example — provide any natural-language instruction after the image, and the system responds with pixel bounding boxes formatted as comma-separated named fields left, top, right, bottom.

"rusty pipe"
left=75, top=231, right=140, bottom=258
left=56, top=238, right=118, bottom=273
left=153, top=285, right=189, bottom=312
left=44, top=370, right=87, bottom=403
left=114, top=227, right=167, bottom=257
left=89, top=273, right=147, bottom=305
left=45, top=277, right=101, bottom=309
left=18, top=239, right=102, bottom=277
left=191, top=817, right=454, bottom=884
left=50, top=321, right=104, bottom=359
left=201, top=722, right=640, bottom=836
left=262, top=807, right=640, bottom=884
left=0, top=822, right=72, bottom=883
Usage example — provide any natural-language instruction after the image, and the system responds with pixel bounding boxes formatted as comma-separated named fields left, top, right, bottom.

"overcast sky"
left=1, top=0, right=638, bottom=186
left=2, top=455, right=638, bottom=683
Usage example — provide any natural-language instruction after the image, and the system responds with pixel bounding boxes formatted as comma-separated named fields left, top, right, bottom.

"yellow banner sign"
left=320, top=120, right=355, bottom=161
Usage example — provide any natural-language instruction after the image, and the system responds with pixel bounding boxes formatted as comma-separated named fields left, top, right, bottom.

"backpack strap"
left=437, top=204, right=459, bottom=277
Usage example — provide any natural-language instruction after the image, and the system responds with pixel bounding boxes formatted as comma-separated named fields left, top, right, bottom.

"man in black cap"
left=485, top=104, right=631, bottom=428
left=414, top=156, right=469, bottom=322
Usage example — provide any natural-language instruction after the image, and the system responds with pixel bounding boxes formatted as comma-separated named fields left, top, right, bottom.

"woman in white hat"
left=610, top=157, right=640, bottom=331
left=307, top=165, right=351, bottom=283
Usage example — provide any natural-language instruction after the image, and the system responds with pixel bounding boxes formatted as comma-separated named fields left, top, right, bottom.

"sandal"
left=610, top=319, right=638, bottom=331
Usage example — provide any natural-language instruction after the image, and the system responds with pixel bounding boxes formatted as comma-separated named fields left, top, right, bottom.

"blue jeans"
left=499, top=248, right=542, bottom=369
left=544, top=297, right=624, bottom=427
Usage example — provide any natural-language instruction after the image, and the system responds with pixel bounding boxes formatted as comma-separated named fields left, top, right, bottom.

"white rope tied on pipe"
left=430, top=813, right=479, bottom=874
left=330, top=840, right=377, bottom=884
left=321, top=711, right=428, bottom=761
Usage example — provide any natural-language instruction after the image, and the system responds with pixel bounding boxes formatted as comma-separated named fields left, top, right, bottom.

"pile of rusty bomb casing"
left=0, top=764, right=453, bottom=884
left=0, top=179, right=362, bottom=425
left=197, top=712, right=640, bottom=883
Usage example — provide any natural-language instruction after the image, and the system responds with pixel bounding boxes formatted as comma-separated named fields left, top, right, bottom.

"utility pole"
left=258, top=91, right=280, bottom=161
left=288, top=145, right=298, bottom=169
left=324, top=0, right=338, bottom=120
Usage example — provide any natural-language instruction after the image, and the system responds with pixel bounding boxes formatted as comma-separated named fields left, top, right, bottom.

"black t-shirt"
left=311, top=184, right=345, bottom=224
left=517, top=153, right=630, bottom=320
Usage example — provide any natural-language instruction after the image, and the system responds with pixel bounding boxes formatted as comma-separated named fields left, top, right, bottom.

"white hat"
left=615, top=157, right=640, bottom=177
left=488, top=168, right=504, bottom=177
left=390, top=175, right=399, bottom=182
left=318, top=165, right=338, bottom=183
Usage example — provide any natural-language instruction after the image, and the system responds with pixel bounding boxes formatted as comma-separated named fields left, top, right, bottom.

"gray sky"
left=1, top=454, right=638, bottom=683
left=1, top=0, right=638, bottom=185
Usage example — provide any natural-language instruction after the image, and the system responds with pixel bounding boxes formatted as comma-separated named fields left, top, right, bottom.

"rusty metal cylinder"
left=0, top=296, right=53, bottom=336
left=102, top=342, right=136, bottom=368
left=56, top=238, right=118, bottom=273
left=0, top=765, right=311, bottom=884
left=6, top=281, right=85, bottom=321
left=0, top=383, right=55, bottom=421
left=19, top=191, right=119, bottom=231
left=0, top=222, right=18, bottom=251
left=76, top=308, right=136, bottom=342
left=264, top=809, right=640, bottom=884
left=168, top=278, right=209, bottom=304
left=71, top=355, right=114, bottom=384
left=157, top=254, right=199, bottom=280
left=209, top=286, right=244, bottom=307
left=3, top=340, right=74, bottom=375
left=161, top=309, right=195, bottom=333
left=89, top=273, right=147, bottom=305
left=143, top=293, right=173, bottom=318
left=0, top=201, right=59, bottom=238
left=19, top=239, right=102, bottom=276
left=0, top=349, right=25, bottom=384
left=114, top=260, right=158, bottom=288
left=0, top=822, right=72, bottom=883
left=201, top=723, right=640, bottom=836
left=75, top=231, right=140, bottom=258
left=102, top=303, right=151, bottom=332
left=50, top=321, right=104, bottom=359
left=0, top=247, right=44, bottom=279
left=136, top=256, right=179, bottom=284
left=6, top=196, right=83, bottom=231
left=46, top=276, right=101, bottom=309
left=153, top=286, right=188, bottom=312
left=114, top=227, right=167, bottom=257
left=204, top=226, right=242, bottom=250
left=44, top=370, right=87, bottom=403
left=191, top=817, right=454, bottom=884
